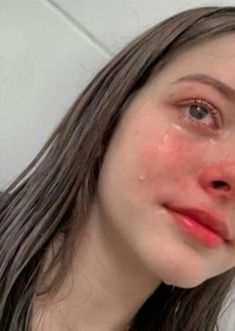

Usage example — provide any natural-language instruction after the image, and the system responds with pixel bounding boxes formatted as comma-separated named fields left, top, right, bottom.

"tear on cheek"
left=136, top=131, right=197, bottom=178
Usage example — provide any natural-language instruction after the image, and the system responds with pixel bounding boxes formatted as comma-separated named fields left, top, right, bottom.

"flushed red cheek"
left=137, top=130, right=201, bottom=186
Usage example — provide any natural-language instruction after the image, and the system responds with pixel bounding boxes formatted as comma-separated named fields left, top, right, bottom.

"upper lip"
left=165, top=204, right=231, bottom=242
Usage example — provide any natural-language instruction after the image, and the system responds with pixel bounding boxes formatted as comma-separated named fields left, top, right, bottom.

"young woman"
left=1, top=5, right=235, bottom=331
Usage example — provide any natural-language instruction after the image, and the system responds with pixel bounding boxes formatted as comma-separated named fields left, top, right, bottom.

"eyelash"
left=177, top=98, right=222, bottom=130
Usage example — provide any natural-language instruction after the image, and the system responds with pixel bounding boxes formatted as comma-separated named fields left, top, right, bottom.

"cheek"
left=137, top=130, right=201, bottom=189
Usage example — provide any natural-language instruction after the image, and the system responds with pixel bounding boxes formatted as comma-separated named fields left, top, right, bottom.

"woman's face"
left=95, top=33, right=235, bottom=288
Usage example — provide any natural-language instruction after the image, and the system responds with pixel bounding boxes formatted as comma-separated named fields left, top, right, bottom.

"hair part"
left=1, top=6, right=235, bottom=331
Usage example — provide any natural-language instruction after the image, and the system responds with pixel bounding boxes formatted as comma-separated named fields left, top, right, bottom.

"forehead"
left=146, top=32, right=235, bottom=91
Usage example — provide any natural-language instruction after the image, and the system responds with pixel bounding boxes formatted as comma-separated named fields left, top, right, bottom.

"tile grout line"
left=39, top=0, right=113, bottom=59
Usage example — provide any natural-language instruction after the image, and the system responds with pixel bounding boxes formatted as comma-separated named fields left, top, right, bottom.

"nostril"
left=212, top=180, right=230, bottom=191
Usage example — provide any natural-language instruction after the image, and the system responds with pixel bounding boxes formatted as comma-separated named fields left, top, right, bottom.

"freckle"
left=138, top=174, right=146, bottom=181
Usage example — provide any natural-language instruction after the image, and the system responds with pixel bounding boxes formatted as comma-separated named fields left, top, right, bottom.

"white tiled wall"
left=1, top=0, right=112, bottom=189
left=1, top=0, right=235, bottom=329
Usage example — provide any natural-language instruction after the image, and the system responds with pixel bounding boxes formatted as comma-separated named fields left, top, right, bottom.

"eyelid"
left=176, top=95, right=218, bottom=110
left=170, top=85, right=224, bottom=109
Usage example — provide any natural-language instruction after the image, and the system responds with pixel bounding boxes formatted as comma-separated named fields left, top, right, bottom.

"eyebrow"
left=172, top=73, right=235, bottom=103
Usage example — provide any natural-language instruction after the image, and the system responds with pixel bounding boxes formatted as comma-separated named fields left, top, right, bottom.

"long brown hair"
left=1, top=6, right=235, bottom=331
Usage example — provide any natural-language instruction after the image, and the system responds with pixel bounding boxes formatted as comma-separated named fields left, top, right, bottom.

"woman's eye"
left=178, top=98, right=222, bottom=130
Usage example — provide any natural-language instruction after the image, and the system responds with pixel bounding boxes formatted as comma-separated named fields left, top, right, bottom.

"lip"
left=164, top=204, right=231, bottom=243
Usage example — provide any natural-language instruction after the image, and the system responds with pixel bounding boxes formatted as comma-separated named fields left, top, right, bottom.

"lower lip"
left=168, top=209, right=224, bottom=248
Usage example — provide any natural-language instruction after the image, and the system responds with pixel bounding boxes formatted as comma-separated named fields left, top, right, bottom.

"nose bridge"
left=195, top=89, right=235, bottom=202
left=198, top=161, right=235, bottom=201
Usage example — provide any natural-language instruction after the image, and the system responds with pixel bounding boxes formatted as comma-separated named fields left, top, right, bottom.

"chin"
left=162, top=273, right=209, bottom=289
left=159, top=260, right=210, bottom=289
left=147, top=235, right=216, bottom=289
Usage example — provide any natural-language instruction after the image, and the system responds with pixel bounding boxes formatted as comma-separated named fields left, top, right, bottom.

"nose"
left=198, top=163, right=235, bottom=201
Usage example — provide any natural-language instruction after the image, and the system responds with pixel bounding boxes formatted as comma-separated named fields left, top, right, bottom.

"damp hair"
left=1, top=5, right=235, bottom=331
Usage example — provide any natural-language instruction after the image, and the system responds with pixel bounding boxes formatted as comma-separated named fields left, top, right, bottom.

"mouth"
left=164, top=204, right=231, bottom=248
